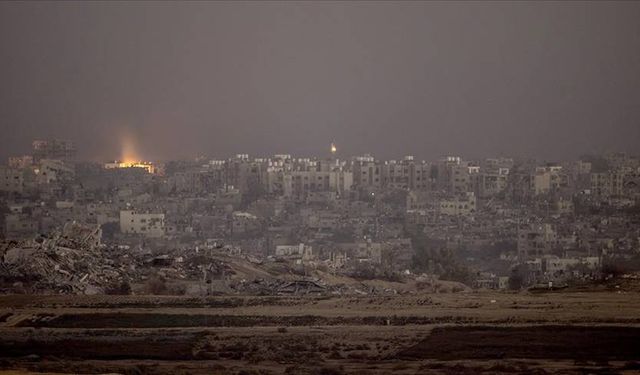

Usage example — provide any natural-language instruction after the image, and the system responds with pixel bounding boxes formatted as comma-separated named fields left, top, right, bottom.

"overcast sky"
left=1, top=1, right=639, bottom=162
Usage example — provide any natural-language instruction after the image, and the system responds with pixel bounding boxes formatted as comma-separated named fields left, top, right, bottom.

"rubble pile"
left=0, top=223, right=128, bottom=294
left=231, top=278, right=326, bottom=295
left=229, top=277, right=409, bottom=296
left=0, top=223, right=462, bottom=296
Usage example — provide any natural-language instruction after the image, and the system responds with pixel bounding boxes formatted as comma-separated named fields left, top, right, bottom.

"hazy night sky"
left=1, top=1, right=639, bottom=162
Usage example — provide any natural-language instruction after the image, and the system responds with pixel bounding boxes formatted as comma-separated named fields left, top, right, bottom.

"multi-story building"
left=591, top=171, right=624, bottom=197
left=439, top=192, right=477, bottom=217
left=8, top=155, right=34, bottom=169
left=36, top=159, right=75, bottom=184
left=433, top=156, right=461, bottom=191
left=0, top=167, right=25, bottom=194
left=477, top=168, right=509, bottom=198
left=352, top=154, right=382, bottom=189
left=531, top=165, right=565, bottom=195
left=383, top=157, right=412, bottom=190
left=517, top=223, right=557, bottom=260
left=275, top=243, right=314, bottom=264
left=32, top=139, right=76, bottom=161
left=449, top=163, right=479, bottom=194
left=119, top=210, right=165, bottom=238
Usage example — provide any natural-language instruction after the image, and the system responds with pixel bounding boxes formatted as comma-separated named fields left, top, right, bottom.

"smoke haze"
left=1, top=2, right=639, bottom=161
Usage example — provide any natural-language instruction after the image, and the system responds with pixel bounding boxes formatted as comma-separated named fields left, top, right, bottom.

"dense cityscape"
left=3, top=2, right=640, bottom=373
left=2, top=139, right=639, bottom=295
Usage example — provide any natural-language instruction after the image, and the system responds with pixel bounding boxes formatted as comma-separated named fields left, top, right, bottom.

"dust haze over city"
left=2, top=2, right=640, bottom=161
left=2, top=2, right=640, bottom=375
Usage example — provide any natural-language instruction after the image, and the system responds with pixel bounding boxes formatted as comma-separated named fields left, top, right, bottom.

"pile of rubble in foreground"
left=0, top=223, right=128, bottom=294
left=1, top=224, right=471, bottom=296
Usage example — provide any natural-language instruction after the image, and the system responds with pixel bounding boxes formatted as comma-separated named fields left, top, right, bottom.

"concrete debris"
left=1, top=224, right=123, bottom=294
left=1, top=224, right=442, bottom=296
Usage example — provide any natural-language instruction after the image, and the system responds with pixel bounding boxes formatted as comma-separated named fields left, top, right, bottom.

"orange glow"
left=102, top=130, right=154, bottom=173
left=104, top=160, right=154, bottom=173
left=117, top=161, right=154, bottom=173
left=120, top=131, right=140, bottom=164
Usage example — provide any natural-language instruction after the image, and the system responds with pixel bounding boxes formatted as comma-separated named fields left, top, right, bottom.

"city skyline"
left=5, top=137, right=637, bottom=165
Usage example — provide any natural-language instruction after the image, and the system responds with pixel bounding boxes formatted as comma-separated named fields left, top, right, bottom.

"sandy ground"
left=1, top=289, right=640, bottom=374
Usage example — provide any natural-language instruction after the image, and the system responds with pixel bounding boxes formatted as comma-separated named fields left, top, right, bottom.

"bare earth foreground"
left=2, top=289, right=640, bottom=374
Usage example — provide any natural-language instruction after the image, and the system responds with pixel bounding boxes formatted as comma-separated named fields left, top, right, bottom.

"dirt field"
left=2, top=290, right=640, bottom=374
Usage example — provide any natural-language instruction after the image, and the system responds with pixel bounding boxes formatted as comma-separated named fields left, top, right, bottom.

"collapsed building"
left=0, top=222, right=124, bottom=294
